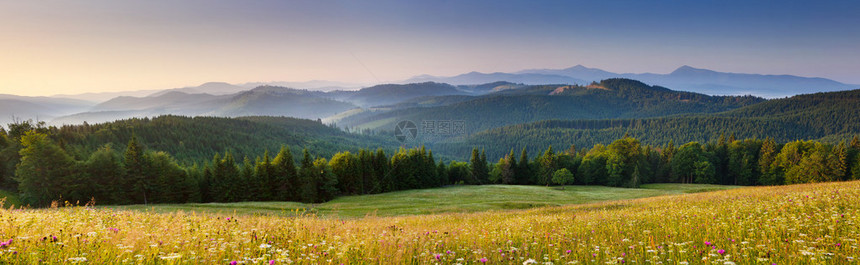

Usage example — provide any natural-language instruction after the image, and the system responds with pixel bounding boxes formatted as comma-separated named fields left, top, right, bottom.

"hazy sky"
left=1, top=0, right=858, bottom=96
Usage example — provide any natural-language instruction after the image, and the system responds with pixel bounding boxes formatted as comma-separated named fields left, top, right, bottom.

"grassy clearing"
left=106, top=184, right=739, bottom=218
left=0, top=181, right=856, bottom=264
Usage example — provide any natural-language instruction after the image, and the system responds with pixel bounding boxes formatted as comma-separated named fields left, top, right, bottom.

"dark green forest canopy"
left=48, top=115, right=402, bottom=165
left=434, top=88, right=860, bottom=159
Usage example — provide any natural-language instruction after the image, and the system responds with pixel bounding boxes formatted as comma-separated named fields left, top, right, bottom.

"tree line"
left=3, top=123, right=859, bottom=206
left=480, top=134, right=860, bottom=188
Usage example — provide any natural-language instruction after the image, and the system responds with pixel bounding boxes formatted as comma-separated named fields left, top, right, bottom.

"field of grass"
left=107, top=184, right=739, bottom=218
left=0, top=181, right=857, bottom=264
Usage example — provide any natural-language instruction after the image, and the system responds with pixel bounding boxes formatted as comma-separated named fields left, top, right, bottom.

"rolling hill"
left=146, top=82, right=247, bottom=97
left=336, top=79, right=764, bottom=136
left=53, top=86, right=357, bottom=125
left=0, top=95, right=95, bottom=128
left=405, top=71, right=586, bottom=86
left=326, top=82, right=466, bottom=107
left=436, top=88, right=860, bottom=159
left=52, top=115, right=399, bottom=165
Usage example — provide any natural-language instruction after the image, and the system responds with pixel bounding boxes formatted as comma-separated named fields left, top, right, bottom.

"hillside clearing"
left=104, top=184, right=738, bottom=218
left=0, top=181, right=856, bottom=264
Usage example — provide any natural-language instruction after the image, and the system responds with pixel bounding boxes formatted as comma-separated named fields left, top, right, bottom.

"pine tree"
left=517, top=148, right=530, bottom=185
left=389, top=148, right=416, bottom=190
left=185, top=164, right=203, bottom=203
left=427, top=150, right=440, bottom=187
left=145, top=151, right=188, bottom=203
left=437, top=160, right=449, bottom=185
left=299, top=149, right=317, bottom=203
left=271, top=146, right=297, bottom=201
left=852, top=155, right=860, bottom=180
left=254, top=151, right=274, bottom=200
left=500, top=149, right=516, bottom=184
left=314, top=158, right=338, bottom=202
left=357, top=149, right=375, bottom=194
left=240, top=157, right=255, bottom=201
left=758, top=137, right=779, bottom=185
left=658, top=141, right=676, bottom=182
left=714, top=133, right=730, bottom=184
left=373, top=149, right=389, bottom=193
left=124, top=136, right=149, bottom=204
left=198, top=165, right=213, bottom=202
left=630, top=165, right=641, bottom=188
left=469, top=148, right=482, bottom=184
left=214, top=152, right=240, bottom=202
left=832, top=141, right=848, bottom=180
left=849, top=136, right=860, bottom=181
left=538, top=146, right=556, bottom=185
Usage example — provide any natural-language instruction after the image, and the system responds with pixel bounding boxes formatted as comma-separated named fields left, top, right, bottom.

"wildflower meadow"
left=0, top=181, right=857, bottom=264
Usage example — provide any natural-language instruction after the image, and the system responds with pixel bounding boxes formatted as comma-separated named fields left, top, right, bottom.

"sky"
left=0, top=0, right=858, bottom=96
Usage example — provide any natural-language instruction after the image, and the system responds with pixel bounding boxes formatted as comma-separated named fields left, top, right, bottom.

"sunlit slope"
left=1, top=181, right=856, bottom=263
left=106, top=184, right=736, bottom=218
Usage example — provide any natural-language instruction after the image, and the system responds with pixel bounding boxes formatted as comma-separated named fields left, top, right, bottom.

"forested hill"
left=327, top=82, right=466, bottom=108
left=722, top=88, right=860, bottom=119
left=436, top=88, right=860, bottom=159
left=45, top=115, right=400, bottom=164
left=339, top=78, right=763, bottom=134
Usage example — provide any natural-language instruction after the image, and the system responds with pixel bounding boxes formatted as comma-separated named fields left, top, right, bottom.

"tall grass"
left=0, top=181, right=857, bottom=264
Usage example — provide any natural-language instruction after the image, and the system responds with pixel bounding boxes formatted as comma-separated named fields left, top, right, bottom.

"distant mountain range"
left=407, top=65, right=859, bottom=98
left=0, top=94, right=95, bottom=127
left=51, top=80, right=365, bottom=102
left=50, top=82, right=472, bottom=125
left=53, top=86, right=358, bottom=125
left=406, top=72, right=586, bottom=87
left=333, top=79, right=765, bottom=134
left=1, top=65, right=857, bottom=129
left=327, top=82, right=466, bottom=107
